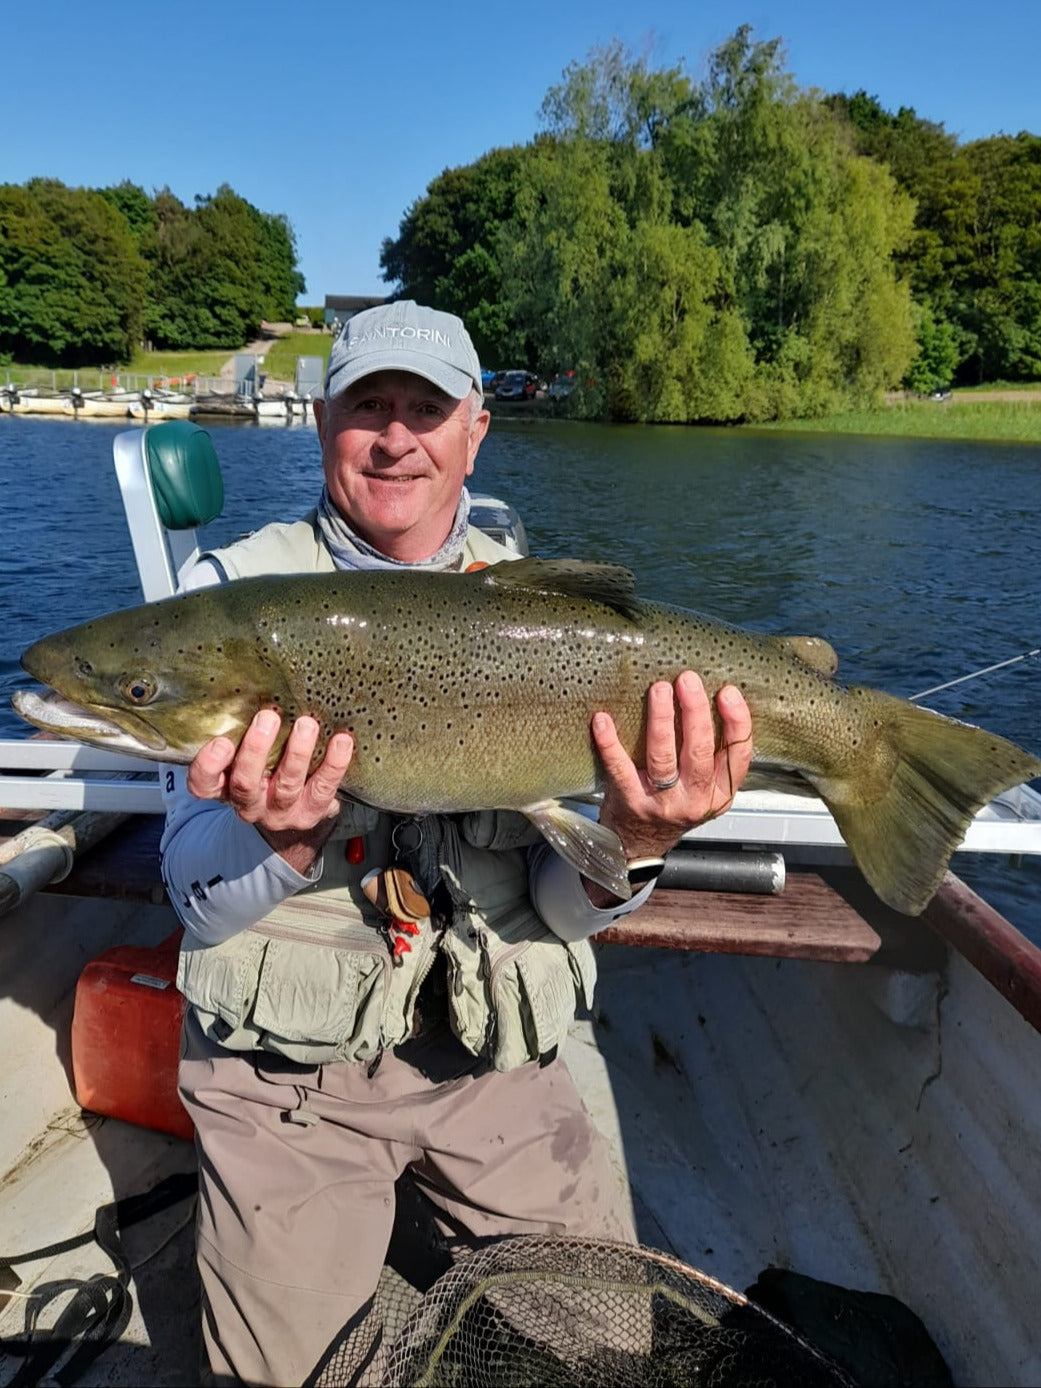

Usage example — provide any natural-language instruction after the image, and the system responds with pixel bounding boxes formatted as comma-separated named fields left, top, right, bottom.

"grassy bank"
left=259, top=333, right=331, bottom=385
left=125, top=349, right=232, bottom=380
left=3, top=350, right=233, bottom=391
left=745, top=394, right=1041, bottom=443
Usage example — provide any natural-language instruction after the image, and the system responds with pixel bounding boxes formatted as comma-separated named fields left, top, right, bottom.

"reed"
left=746, top=397, right=1041, bottom=443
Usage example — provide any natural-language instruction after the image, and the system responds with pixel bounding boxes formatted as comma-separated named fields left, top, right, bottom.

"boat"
left=3, top=388, right=77, bottom=416
left=126, top=390, right=194, bottom=422
left=1, top=421, right=1041, bottom=1385
left=253, top=396, right=289, bottom=421
left=70, top=390, right=141, bottom=420
left=0, top=388, right=144, bottom=420
left=187, top=393, right=257, bottom=421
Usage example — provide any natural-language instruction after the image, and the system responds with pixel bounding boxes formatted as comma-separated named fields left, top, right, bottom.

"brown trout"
left=13, top=558, right=1041, bottom=913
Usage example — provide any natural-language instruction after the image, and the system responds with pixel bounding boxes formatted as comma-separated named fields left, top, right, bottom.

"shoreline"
left=492, top=387, right=1041, bottom=444
left=739, top=393, right=1041, bottom=444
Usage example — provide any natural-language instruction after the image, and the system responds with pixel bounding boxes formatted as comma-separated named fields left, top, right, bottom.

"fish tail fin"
left=817, top=691, right=1041, bottom=915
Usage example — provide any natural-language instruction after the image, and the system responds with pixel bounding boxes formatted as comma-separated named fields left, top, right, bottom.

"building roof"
left=324, top=295, right=389, bottom=313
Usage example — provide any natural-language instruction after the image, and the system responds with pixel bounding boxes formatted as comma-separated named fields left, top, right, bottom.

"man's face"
left=314, top=370, right=490, bottom=562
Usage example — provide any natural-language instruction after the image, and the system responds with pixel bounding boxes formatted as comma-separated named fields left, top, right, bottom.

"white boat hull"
left=9, top=394, right=76, bottom=415
left=74, top=395, right=139, bottom=418
left=127, top=399, right=194, bottom=420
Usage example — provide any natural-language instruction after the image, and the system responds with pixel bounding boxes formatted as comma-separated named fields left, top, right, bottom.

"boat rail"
left=3, top=737, right=1041, bottom=849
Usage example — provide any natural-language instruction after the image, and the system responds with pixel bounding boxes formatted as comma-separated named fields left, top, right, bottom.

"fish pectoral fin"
left=782, top=635, right=840, bottom=677
left=523, top=799, right=632, bottom=901
left=742, top=766, right=820, bottom=797
left=478, top=558, right=642, bottom=621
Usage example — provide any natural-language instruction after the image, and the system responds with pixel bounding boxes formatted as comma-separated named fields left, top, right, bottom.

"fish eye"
left=120, top=673, right=159, bottom=705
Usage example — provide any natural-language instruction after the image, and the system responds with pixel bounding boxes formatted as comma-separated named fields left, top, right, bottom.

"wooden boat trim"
left=596, top=872, right=883, bottom=963
left=924, top=871, right=1041, bottom=1035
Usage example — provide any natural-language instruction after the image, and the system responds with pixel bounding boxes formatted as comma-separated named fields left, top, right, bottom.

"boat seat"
left=113, top=422, right=224, bottom=601
left=595, top=877, right=885, bottom=963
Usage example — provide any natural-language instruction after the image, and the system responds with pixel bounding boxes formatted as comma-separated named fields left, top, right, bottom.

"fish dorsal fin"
left=478, top=558, right=641, bottom=619
left=783, top=635, right=840, bottom=677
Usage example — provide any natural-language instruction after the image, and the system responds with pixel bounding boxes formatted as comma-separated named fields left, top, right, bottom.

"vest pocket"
left=250, top=938, right=388, bottom=1058
left=178, top=932, right=267, bottom=1030
left=486, top=935, right=595, bottom=1071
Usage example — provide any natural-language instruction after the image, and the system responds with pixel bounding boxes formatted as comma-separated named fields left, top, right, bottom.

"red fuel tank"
left=71, top=929, right=194, bottom=1141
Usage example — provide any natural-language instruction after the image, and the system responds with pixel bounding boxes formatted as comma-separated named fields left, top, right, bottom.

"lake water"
left=2, top=415, right=1039, bottom=937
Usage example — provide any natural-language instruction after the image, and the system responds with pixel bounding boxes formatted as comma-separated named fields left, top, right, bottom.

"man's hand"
left=589, top=672, right=753, bottom=904
left=187, top=709, right=355, bottom=874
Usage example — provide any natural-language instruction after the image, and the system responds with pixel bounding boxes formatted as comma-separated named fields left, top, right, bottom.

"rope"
left=0, top=1170, right=197, bottom=1386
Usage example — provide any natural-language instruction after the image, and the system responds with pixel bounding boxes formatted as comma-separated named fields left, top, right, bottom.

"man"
left=162, top=301, right=753, bottom=1385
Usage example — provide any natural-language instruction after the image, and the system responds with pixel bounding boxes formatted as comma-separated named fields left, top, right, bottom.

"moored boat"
left=127, top=390, right=194, bottom=421
left=70, top=389, right=141, bottom=419
left=254, top=396, right=289, bottom=420
left=1, top=422, right=1040, bottom=1384
left=5, top=389, right=77, bottom=416
left=187, top=392, right=257, bottom=420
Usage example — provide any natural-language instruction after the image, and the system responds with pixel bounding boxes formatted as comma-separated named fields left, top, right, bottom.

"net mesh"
left=380, top=1235, right=856, bottom=1388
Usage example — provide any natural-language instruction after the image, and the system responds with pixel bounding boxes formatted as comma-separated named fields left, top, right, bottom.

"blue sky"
left=5, top=0, right=1038, bottom=304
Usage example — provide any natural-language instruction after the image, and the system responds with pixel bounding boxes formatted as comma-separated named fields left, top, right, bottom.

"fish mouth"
left=12, top=688, right=169, bottom=753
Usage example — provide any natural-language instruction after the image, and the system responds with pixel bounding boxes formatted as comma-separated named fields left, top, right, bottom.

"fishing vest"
left=176, top=512, right=598, bottom=1072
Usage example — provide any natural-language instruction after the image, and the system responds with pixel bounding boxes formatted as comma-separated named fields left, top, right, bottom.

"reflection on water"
left=2, top=416, right=1039, bottom=935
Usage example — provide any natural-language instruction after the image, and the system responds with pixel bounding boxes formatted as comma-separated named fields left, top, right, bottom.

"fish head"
left=13, top=590, right=293, bottom=764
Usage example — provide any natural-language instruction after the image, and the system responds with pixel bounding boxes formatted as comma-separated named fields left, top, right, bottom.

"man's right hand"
left=187, top=709, right=355, bottom=874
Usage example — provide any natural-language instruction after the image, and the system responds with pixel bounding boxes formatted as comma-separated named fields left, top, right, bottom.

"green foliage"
left=503, top=31, right=914, bottom=421
left=260, top=332, right=331, bottom=384
left=755, top=396, right=1041, bottom=443
left=0, top=178, right=305, bottom=363
left=99, top=181, right=158, bottom=245
left=828, top=96, right=1041, bottom=387
left=906, top=305, right=959, bottom=393
left=382, top=29, right=919, bottom=423
left=0, top=179, right=146, bottom=365
left=380, top=148, right=530, bottom=366
left=959, top=135, right=1041, bottom=381
left=145, top=184, right=305, bottom=349
left=498, top=133, right=752, bottom=421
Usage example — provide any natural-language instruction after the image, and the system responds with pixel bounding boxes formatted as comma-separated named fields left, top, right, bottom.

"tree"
left=145, top=184, right=304, bottom=349
left=380, top=147, right=530, bottom=365
left=99, top=181, right=158, bottom=246
left=378, top=31, right=946, bottom=420
left=500, top=32, right=916, bottom=420
left=251, top=206, right=306, bottom=321
left=959, top=135, right=1041, bottom=381
left=144, top=188, right=215, bottom=348
left=499, top=131, right=751, bottom=421
left=0, top=179, right=146, bottom=365
left=826, top=94, right=1041, bottom=384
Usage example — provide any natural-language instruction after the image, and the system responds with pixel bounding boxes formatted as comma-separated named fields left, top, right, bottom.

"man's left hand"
left=589, top=672, right=753, bottom=902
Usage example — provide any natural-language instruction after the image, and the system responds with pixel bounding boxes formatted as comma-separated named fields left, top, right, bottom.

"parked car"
left=481, top=368, right=499, bottom=391
left=495, top=370, right=539, bottom=401
left=548, top=371, right=576, bottom=401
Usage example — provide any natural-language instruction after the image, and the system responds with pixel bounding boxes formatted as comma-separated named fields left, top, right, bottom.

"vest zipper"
left=477, top=929, right=533, bottom=1057
left=248, top=919, right=383, bottom=951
